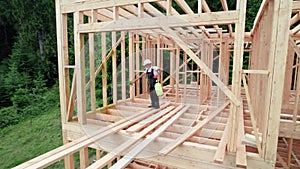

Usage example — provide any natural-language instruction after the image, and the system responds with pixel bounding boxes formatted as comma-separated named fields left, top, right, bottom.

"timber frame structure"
left=14, top=0, right=300, bottom=169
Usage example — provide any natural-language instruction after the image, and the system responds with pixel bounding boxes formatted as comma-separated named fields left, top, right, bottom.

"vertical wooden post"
left=200, top=41, right=207, bottom=103
left=198, top=0, right=202, bottom=14
left=228, top=0, right=247, bottom=152
left=184, top=52, right=187, bottom=103
left=167, top=0, right=172, bottom=16
left=129, top=32, right=135, bottom=100
left=157, top=35, right=162, bottom=83
left=263, top=0, right=292, bottom=162
left=121, top=31, right=126, bottom=101
left=96, top=149, right=102, bottom=160
left=135, top=34, right=140, bottom=96
left=74, top=11, right=87, bottom=124
left=176, top=45, right=180, bottom=103
left=102, top=32, right=107, bottom=107
left=112, top=6, right=119, bottom=104
left=138, top=2, right=144, bottom=18
left=79, top=147, right=89, bottom=169
left=170, top=48, right=176, bottom=91
left=207, top=43, right=213, bottom=100
left=89, top=10, right=96, bottom=112
left=219, top=40, right=229, bottom=101
left=282, top=44, right=294, bottom=106
left=55, top=0, right=74, bottom=168
left=142, top=35, right=147, bottom=94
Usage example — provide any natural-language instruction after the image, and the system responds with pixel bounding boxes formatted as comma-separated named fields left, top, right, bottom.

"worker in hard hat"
left=133, top=59, right=163, bottom=109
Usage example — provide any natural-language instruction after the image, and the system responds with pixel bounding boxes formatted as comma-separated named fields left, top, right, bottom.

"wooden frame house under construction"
left=14, top=0, right=300, bottom=169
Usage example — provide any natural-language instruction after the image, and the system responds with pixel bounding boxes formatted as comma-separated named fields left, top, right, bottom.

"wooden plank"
left=86, top=105, right=183, bottom=169
left=89, top=32, right=96, bottom=112
left=55, top=0, right=68, bottom=123
left=67, top=72, right=76, bottom=121
left=293, top=1, right=300, bottom=10
left=135, top=34, right=140, bottom=96
left=213, top=121, right=229, bottom=164
left=78, top=11, right=239, bottom=33
left=290, top=12, right=300, bottom=26
left=126, top=106, right=175, bottom=133
left=112, top=7, right=118, bottom=104
left=121, top=31, right=126, bottom=101
left=129, top=32, right=135, bottom=100
left=79, top=147, right=89, bottom=169
left=161, top=26, right=241, bottom=106
left=74, top=11, right=87, bottom=124
left=61, top=0, right=163, bottom=13
left=236, top=101, right=247, bottom=168
left=198, top=0, right=202, bottom=13
left=102, top=32, right=107, bottom=107
left=175, top=45, right=180, bottom=103
left=264, top=0, right=292, bottom=161
left=159, top=101, right=230, bottom=155
left=109, top=106, right=190, bottom=169
left=242, top=75, right=262, bottom=156
left=228, top=0, right=247, bottom=153
left=242, top=70, right=269, bottom=75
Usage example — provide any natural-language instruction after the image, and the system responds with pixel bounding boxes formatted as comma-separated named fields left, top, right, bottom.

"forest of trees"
left=0, top=0, right=262, bottom=129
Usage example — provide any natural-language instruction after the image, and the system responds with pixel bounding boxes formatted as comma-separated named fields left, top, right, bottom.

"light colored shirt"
left=144, top=66, right=159, bottom=75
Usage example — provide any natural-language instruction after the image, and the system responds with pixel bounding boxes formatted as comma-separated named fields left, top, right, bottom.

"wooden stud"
left=74, top=11, right=87, bottom=124
left=236, top=101, right=247, bottom=168
left=228, top=0, right=247, bottom=153
left=242, top=75, right=262, bottom=156
left=79, top=147, right=89, bottom=169
left=198, top=0, right=202, bottom=14
left=176, top=45, right=180, bottom=103
left=101, top=32, right=107, bottom=107
left=121, top=31, right=126, bottom=101
left=264, top=0, right=292, bottom=162
left=282, top=43, right=294, bottom=106
left=112, top=6, right=119, bottom=104
left=129, top=32, right=135, bottom=100
left=213, top=121, right=229, bottom=163
left=96, top=149, right=102, bottom=160
left=89, top=31, right=96, bottom=112
left=135, top=34, right=141, bottom=96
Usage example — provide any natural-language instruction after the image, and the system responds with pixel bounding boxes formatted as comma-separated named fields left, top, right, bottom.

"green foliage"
left=0, top=107, right=20, bottom=128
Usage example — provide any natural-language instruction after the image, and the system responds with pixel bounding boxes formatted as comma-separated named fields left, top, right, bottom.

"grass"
left=0, top=106, right=64, bottom=169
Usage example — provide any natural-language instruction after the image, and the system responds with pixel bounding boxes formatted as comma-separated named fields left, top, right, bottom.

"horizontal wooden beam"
left=279, top=120, right=300, bottom=139
left=293, top=1, right=300, bottom=10
left=78, top=11, right=239, bottom=33
left=242, top=70, right=269, bottom=75
left=61, top=0, right=162, bottom=13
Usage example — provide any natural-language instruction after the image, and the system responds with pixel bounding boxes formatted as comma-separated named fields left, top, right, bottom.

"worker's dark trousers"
left=148, top=78, right=160, bottom=108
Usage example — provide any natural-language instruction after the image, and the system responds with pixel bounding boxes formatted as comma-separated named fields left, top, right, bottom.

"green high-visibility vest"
left=155, top=81, right=163, bottom=96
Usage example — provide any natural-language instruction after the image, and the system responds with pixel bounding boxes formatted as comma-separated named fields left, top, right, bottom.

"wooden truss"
left=13, top=0, right=300, bottom=169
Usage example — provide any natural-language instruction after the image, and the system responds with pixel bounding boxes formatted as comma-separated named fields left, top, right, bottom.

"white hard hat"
left=143, top=59, right=152, bottom=66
